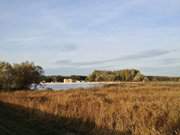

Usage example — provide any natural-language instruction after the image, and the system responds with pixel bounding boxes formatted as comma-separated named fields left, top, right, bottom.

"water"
left=35, top=82, right=103, bottom=90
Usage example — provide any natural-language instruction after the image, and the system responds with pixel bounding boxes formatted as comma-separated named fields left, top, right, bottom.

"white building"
left=64, top=79, right=73, bottom=83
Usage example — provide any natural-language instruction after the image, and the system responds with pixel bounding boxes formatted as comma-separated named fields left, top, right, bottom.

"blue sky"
left=0, top=0, right=180, bottom=76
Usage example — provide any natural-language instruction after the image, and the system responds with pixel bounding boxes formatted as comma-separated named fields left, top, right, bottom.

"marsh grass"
left=0, top=82, right=180, bottom=135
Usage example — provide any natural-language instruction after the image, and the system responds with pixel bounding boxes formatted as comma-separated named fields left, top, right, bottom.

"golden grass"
left=0, top=82, right=180, bottom=135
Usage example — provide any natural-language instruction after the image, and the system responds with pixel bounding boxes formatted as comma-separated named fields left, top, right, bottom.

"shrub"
left=0, top=61, right=44, bottom=90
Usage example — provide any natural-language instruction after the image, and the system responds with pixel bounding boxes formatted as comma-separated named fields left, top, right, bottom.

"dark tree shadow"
left=0, top=102, right=132, bottom=135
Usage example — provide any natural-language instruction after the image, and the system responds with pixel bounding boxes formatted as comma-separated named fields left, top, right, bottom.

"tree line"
left=87, top=69, right=180, bottom=82
left=1, top=60, right=180, bottom=91
left=87, top=69, right=144, bottom=82
left=0, top=61, right=43, bottom=91
left=41, top=75, right=87, bottom=82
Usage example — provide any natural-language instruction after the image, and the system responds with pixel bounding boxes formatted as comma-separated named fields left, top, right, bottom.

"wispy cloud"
left=55, top=49, right=173, bottom=67
left=157, top=58, right=180, bottom=66
left=140, top=65, right=180, bottom=76
left=0, top=37, right=78, bottom=53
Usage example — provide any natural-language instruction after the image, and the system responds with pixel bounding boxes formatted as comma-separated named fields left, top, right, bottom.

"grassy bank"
left=0, top=82, right=180, bottom=135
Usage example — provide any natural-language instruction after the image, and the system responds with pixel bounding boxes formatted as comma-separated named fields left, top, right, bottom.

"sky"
left=0, top=0, right=180, bottom=76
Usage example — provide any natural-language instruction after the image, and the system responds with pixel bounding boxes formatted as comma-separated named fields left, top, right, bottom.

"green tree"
left=87, top=69, right=143, bottom=82
left=0, top=61, right=44, bottom=90
left=12, top=61, right=44, bottom=89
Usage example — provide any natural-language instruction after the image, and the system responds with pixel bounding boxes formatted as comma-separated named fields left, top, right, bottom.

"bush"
left=0, top=61, right=44, bottom=90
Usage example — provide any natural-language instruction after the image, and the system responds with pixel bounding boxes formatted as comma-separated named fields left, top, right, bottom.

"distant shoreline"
left=43, top=81, right=180, bottom=85
left=43, top=82, right=121, bottom=85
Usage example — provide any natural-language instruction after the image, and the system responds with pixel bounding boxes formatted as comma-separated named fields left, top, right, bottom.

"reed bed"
left=0, top=82, right=180, bottom=135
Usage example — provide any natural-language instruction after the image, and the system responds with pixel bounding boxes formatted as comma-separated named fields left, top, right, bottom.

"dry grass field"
left=0, top=82, right=180, bottom=135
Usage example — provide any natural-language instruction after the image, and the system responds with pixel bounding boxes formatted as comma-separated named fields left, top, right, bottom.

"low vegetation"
left=0, top=82, right=180, bottom=135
